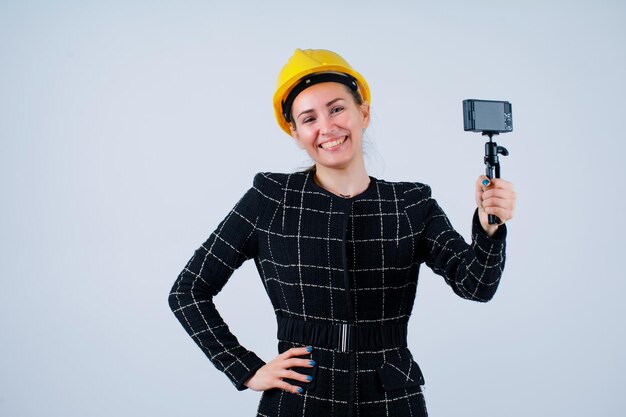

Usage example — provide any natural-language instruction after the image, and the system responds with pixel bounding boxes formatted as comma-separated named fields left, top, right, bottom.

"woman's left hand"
left=475, top=175, right=516, bottom=237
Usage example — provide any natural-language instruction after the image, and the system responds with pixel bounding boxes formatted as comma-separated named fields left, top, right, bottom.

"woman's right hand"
left=244, top=346, right=315, bottom=394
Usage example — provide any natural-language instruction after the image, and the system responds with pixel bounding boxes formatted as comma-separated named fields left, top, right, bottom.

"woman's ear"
left=361, top=102, right=371, bottom=130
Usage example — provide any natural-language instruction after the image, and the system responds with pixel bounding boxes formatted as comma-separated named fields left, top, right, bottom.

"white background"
left=1, top=1, right=625, bottom=416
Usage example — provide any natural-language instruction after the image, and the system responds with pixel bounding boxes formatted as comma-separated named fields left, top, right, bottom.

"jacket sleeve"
left=168, top=173, right=268, bottom=390
left=407, top=182, right=507, bottom=302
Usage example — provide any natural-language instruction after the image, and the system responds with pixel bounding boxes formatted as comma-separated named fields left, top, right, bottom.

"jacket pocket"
left=376, top=357, right=425, bottom=391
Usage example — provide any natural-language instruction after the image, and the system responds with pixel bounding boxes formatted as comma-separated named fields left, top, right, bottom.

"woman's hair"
left=293, top=82, right=366, bottom=173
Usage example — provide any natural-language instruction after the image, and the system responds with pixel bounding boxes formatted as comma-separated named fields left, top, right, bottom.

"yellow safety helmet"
left=273, top=48, right=371, bottom=137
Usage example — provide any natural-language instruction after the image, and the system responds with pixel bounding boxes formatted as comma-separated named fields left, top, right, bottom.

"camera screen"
left=473, top=101, right=507, bottom=131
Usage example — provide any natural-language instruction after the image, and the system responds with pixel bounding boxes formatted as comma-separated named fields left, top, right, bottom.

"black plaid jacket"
left=168, top=170, right=507, bottom=417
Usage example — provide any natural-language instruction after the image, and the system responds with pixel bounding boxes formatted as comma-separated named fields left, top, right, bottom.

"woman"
left=168, top=48, right=516, bottom=417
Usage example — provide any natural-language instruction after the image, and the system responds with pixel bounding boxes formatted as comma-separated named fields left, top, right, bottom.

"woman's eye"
left=302, top=117, right=315, bottom=124
left=331, top=106, right=344, bottom=114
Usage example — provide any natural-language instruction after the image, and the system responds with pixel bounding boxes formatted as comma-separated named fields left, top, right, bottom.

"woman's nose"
left=318, top=115, right=336, bottom=136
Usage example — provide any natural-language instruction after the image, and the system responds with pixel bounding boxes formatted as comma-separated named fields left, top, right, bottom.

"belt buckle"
left=338, top=323, right=352, bottom=352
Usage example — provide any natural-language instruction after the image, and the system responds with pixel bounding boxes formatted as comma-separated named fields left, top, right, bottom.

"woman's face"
left=289, top=82, right=370, bottom=171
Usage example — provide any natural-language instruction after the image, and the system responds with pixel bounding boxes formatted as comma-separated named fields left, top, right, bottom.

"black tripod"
left=483, top=132, right=509, bottom=225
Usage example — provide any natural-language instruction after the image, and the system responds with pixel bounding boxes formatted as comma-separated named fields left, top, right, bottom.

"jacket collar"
left=303, top=170, right=378, bottom=203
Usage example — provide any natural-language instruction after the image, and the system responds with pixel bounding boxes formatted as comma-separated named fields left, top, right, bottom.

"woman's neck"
left=313, top=163, right=370, bottom=198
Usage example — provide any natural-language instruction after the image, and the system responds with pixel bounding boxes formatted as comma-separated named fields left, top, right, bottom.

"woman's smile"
left=319, top=136, right=347, bottom=150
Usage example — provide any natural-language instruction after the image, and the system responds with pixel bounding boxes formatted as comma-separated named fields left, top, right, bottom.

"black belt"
left=276, top=315, right=408, bottom=352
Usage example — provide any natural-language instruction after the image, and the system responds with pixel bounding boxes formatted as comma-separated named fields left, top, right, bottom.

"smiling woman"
left=168, top=48, right=517, bottom=417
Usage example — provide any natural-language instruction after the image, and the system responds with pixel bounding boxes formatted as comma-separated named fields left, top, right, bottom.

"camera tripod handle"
left=483, top=134, right=509, bottom=225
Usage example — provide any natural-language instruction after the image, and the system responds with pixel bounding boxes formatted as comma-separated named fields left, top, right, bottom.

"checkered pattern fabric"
left=168, top=170, right=507, bottom=417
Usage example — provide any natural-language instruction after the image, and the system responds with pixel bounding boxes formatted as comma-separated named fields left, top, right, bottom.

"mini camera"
left=462, top=99, right=513, bottom=225
left=463, top=99, right=512, bottom=134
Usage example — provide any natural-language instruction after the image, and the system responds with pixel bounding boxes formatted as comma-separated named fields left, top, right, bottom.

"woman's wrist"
left=478, top=209, right=500, bottom=237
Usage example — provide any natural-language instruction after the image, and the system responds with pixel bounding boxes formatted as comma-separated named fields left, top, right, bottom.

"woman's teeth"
left=320, top=137, right=346, bottom=149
